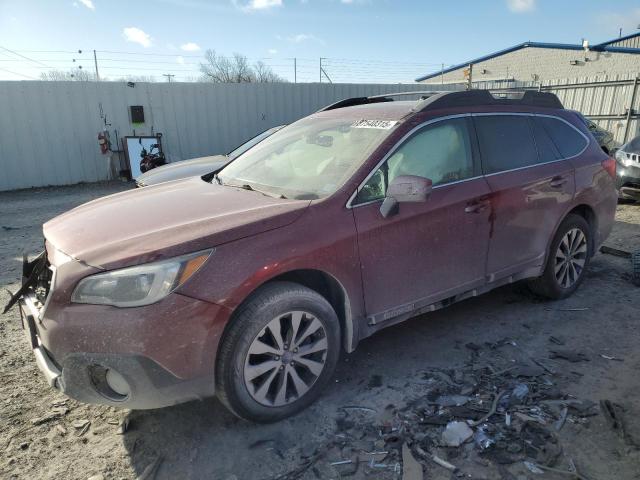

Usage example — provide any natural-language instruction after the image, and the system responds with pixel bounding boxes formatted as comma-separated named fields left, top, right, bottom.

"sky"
left=0, top=0, right=639, bottom=83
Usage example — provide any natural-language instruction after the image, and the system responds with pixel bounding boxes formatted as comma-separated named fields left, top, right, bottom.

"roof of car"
left=314, top=90, right=564, bottom=120
left=312, top=100, right=418, bottom=121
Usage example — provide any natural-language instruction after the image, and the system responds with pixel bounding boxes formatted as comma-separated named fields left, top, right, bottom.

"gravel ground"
left=0, top=182, right=639, bottom=480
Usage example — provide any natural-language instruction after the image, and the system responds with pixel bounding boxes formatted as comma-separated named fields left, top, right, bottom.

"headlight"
left=71, top=250, right=212, bottom=307
left=615, top=150, right=634, bottom=167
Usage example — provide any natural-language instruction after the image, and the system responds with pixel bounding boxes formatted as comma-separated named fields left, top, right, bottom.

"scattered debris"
left=553, top=407, right=568, bottom=431
left=269, top=338, right=620, bottom=479
left=549, top=336, right=566, bottom=346
left=340, top=405, right=377, bottom=414
left=524, top=461, right=545, bottom=474
left=600, top=245, right=631, bottom=259
left=72, top=419, right=91, bottom=436
left=549, top=349, right=590, bottom=363
left=600, top=354, right=623, bottom=362
left=430, top=454, right=457, bottom=472
left=600, top=399, right=637, bottom=447
left=433, top=394, right=469, bottom=407
left=441, top=421, right=473, bottom=447
left=401, top=443, right=422, bottom=480
left=31, top=407, right=68, bottom=426
left=117, top=418, right=130, bottom=435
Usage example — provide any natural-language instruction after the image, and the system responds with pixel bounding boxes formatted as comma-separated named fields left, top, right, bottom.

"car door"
left=473, top=113, right=579, bottom=281
left=350, top=116, right=492, bottom=324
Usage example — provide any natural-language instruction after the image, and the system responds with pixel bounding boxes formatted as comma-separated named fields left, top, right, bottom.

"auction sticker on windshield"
left=351, top=119, right=398, bottom=129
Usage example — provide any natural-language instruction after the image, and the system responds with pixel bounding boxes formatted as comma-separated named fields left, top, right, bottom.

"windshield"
left=227, top=126, right=283, bottom=159
left=622, top=136, right=640, bottom=152
left=217, top=117, right=393, bottom=199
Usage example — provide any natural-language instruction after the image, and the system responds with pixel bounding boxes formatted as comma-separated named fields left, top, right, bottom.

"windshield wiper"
left=225, top=182, right=287, bottom=199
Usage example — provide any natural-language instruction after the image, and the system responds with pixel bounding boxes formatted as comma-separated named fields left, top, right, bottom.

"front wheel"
left=529, top=214, right=592, bottom=299
left=215, top=282, right=341, bottom=422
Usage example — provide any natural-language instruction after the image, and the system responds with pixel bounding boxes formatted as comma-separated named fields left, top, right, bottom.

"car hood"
left=137, top=155, right=229, bottom=186
left=44, top=177, right=310, bottom=269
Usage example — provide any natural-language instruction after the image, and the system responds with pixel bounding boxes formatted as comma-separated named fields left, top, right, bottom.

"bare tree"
left=253, top=60, right=286, bottom=83
left=40, top=69, right=95, bottom=81
left=113, top=75, right=157, bottom=83
left=200, top=49, right=285, bottom=83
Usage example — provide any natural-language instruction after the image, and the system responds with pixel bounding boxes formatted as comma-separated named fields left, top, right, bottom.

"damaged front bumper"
left=5, top=251, right=222, bottom=410
left=21, top=294, right=62, bottom=388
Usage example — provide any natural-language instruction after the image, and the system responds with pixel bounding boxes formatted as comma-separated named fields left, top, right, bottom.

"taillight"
left=602, top=157, right=616, bottom=178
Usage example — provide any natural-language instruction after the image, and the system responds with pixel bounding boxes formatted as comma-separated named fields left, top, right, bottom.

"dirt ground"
left=1, top=182, right=639, bottom=480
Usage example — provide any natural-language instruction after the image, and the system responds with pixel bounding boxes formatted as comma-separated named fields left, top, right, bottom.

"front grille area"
left=33, top=259, right=53, bottom=306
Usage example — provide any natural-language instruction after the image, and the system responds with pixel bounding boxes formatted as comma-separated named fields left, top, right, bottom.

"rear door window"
left=474, top=115, right=538, bottom=174
left=529, top=117, right=561, bottom=163
left=533, top=116, right=587, bottom=158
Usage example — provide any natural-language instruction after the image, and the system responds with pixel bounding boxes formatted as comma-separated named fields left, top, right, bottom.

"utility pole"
left=294, top=58, right=297, bottom=84
left=465, top=63, right=473, bottom=90
left=441, top=63, right=444, bottom=85
left=93, top=49, right=100, bottom=81
left=162, top=74, right=175, bottom=83
left=319, top=57, right=322, bottom=83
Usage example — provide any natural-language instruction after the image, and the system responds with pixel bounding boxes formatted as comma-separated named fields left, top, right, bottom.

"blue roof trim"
left=594, top=32, right=640, bottom=47
left=416, top=41, right=640, bottom=82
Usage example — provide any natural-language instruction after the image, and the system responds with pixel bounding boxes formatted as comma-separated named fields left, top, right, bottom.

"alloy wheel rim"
left=243, top=311, right=328, bottom=407
left=554, top=227, right=587, bottom=289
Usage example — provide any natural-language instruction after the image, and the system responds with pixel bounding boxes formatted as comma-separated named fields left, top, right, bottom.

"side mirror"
left=380, top=175, right=432, bottom=218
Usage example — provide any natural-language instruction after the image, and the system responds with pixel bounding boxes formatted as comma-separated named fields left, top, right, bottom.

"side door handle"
left=465, top=199, right=490, bottom=214
left=549, top=176, right=568, bottom=188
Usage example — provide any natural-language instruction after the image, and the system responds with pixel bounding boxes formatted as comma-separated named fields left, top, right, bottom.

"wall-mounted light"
left=481, top=69, right=488, bottom=74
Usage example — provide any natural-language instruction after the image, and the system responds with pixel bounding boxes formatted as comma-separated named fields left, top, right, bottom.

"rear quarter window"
left=474, top=115, right=538, bottom=174
left=533, top=116, right=587, bottom=158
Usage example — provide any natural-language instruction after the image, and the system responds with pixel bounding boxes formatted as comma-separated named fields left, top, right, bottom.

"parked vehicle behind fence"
left=5, top=90, right=617, bottom=422
left=135, top=125, right=285, bottom=187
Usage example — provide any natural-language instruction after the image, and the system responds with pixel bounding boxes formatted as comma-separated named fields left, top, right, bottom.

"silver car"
left=136, top=125, right=285, bottom=187
left=614, top=135, right=640, bottom=201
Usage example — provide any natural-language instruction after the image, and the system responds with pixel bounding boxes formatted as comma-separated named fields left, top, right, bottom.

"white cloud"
left=597, top=8, right=640, bottom=34
left=287, top=33, right=321, bottom=43
left=234, top=0, right=282, bottom=11
left=268, top=48, right=278, bottom=54
left=78, top=0, right=95, bottom=10
left=180, top=42, right=201, bottom=51
left=122, top=27, right=153, bottom=48
left=507, top=0, right=535, bottom=13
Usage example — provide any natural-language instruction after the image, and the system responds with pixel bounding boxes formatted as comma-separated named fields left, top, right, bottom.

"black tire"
left=215, top=281, right=341, bottom=423
left=632, top=251, right=640, bottom=287
left=528, top=214, right=593, bottom=299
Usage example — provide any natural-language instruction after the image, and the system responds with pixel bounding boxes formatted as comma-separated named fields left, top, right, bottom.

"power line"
left=0, top=46, right=52, bottom=69
left=0, top=66, right=38, bottom=79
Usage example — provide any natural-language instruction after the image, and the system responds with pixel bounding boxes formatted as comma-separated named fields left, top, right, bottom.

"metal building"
left=417, top=33, right=640, bottom=85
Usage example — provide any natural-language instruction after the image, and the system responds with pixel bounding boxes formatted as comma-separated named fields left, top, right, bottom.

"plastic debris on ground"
left=269, top=337, right=610, bottom=480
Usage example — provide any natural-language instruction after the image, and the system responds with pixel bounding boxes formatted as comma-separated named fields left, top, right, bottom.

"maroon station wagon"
left=6, top=90, right=617, bottom=422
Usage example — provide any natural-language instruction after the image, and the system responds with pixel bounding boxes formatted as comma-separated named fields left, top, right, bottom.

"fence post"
left=623, top=76, right=639, bottom=144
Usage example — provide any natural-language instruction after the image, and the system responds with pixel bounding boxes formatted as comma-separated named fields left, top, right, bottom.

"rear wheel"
left=529, top=214, right=592, bottom=299
left=215, top=282, right=340, bottom=422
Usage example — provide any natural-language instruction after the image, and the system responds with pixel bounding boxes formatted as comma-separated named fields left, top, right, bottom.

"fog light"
left=105, top=369, right=131, bottom=397
left=89, top=365, right=130, bottom=401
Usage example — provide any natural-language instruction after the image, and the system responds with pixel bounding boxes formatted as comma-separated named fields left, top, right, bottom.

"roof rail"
left=415, top=90, right=563, bottom=111
left=317, top=89, right=563, bottom=113
left=317, top=90, right=446, bottom=112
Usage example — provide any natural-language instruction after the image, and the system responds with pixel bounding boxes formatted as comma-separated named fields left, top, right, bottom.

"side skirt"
left=359, top=265, right=542, bottom=340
